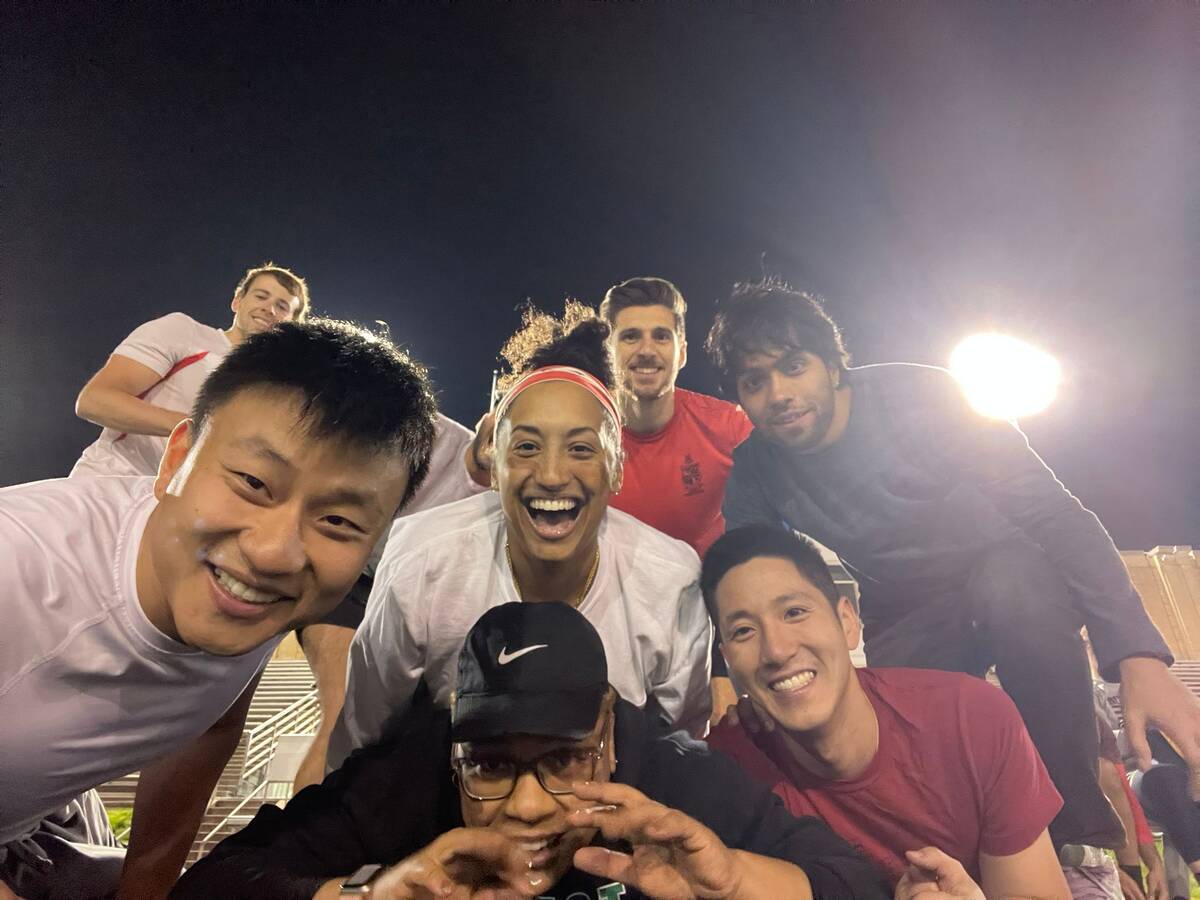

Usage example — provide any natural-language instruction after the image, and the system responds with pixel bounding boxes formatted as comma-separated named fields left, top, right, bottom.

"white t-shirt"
left=329, top=492, right=712, bottom=768
left=70, top=313, right=232, bottom=478
left=0, top=476, right=277, bottom=843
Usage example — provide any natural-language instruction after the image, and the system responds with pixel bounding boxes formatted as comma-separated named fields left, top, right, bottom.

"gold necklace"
left=505, top=541, right=600, bottom=608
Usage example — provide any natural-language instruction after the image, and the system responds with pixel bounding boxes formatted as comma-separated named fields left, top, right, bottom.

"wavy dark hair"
left=193, top=318, right=437, bottom=509
left=705, top=278, right=849, bottom=396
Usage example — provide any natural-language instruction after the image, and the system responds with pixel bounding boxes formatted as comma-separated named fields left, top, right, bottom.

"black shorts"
left=296, top=573, right=373, bottom=643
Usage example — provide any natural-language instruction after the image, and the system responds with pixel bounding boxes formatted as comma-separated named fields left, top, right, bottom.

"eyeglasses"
left=452, top=729, right=608, bottom=802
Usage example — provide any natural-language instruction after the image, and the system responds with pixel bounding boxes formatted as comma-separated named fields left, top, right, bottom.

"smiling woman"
left=329, top=305, right=715, bottom=766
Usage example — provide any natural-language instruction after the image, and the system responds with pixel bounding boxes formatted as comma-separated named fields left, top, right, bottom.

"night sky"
left=2, top=1, right=1196, bottom=549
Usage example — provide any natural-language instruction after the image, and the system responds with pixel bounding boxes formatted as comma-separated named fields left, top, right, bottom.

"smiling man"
left=599, top=277, right=753, bottom=559
left=174, top=602, right=889, bottom=899
left=706, top=278, right=1200, bottom=867
left=329, top=308, right=712, bottom=768
left=0, top=320, right=436, bottom=899
left=704, top=526, right=1070, bottom=896
left=71, top=262, right=310, bottom=479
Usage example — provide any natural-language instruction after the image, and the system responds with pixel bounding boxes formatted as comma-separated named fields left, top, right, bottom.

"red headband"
left=494, top=365, right=622, bottom=434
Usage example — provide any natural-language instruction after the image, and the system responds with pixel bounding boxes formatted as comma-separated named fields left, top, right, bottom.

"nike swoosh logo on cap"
left=498, top=644, right=549, bottom=665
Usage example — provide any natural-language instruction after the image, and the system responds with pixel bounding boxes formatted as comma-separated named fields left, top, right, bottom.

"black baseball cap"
left=451, top=602, right=609, bottom=742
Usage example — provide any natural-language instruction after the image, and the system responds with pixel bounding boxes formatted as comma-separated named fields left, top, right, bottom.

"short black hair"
left=705, top=278, right=849, bottom=397
left=193, top=318, right=438, bottom=508
left=498, top=300, right=616, bottom=392
left=701, top=525, right=841, bottom=641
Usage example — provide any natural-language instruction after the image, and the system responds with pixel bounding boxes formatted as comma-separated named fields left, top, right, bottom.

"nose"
left=503, top=770, right=558, bottom=824
left=534, top=448, right=570, bottom=491
left=765, top=371, right=793, bottom=412
left=240, top=503, right=306, bottom=577
left=759, top=621, right=796, bottom=670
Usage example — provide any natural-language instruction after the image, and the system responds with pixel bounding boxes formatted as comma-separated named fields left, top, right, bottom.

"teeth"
left=770, top=671, right=815, bottom=692
left=633, top=367, right=660, bottom=373
left=518, top=839, right=550, bottom=851
left=214, top=567, right=281, bottom=604
left=528, top=498, right=577, bottom=512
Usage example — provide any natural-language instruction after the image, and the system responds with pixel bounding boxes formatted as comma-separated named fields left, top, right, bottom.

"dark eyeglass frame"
left=451, top=720, right=610, bottom=802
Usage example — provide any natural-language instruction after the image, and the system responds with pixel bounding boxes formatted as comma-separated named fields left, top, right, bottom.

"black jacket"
left=173, top=691, right=887, bottom=899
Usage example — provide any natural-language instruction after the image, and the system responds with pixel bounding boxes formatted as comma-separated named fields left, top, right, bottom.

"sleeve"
left=649, top=738, right=890, bottom=898
left=111, top=313, right=195, bottom=377
left=1116, top=762, right=1154, bottom=846
left=172, top=694, right=453, bottom=899
left=722, top=446, right=785, bottom=533
left=903, top=367, right=1171, bottom=679
left=651, top=573, right=713, bottom=735
left=326, top=545, right=430, bottom=770
left=726, top=405, right=754, bottom=450
left=964, top=681, right=1064, bottom=857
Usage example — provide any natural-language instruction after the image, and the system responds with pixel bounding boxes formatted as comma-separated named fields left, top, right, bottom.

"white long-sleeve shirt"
left=329, top=492, right=711, bottom=767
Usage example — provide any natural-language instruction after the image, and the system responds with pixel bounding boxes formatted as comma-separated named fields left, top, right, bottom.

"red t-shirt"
left=708, top=668, right=1062, bottom=884
left=610, top=389, right=753, bottom=558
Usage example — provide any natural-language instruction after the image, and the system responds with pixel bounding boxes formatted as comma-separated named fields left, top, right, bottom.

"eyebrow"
left=231, top=436, right=294, bottom=468
left=312, top=486, right=384, bottom=517
left=721, top=590, right=812, bottom=627
left=510, top=425, right=601, bottom=439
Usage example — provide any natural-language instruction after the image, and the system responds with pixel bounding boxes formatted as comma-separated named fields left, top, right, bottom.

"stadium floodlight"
left=949, top=333, right=1061, bottom=421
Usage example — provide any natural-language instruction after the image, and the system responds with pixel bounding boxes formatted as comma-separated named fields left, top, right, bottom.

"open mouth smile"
left=522, top=496, right=584, bottom=541
left=206, top=563, right=294, bottom=620
left=769, top=669, right=816, bottom=693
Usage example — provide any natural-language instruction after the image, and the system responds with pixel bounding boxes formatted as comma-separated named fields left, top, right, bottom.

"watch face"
left=342, top=863, right=383, bottom=890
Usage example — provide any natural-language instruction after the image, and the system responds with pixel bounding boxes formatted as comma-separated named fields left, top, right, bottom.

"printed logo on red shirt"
left=681, top=455, right=704, bottom=496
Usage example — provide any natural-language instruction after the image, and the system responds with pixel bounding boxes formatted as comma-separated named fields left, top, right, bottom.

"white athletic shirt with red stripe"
left=70, top=313, right=232, bottom=478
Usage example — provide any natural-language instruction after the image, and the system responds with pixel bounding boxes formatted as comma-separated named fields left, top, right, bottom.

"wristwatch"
left=340, top=863, right=383, bottom=895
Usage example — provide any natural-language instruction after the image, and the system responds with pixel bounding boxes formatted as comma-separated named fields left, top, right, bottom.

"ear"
left=678, top=336, right=688, bottom=371
left=154, top=419, right=195, bottom=500
left=836, top=595, right=862, bottom=651
left=230, top=292, right=241, bottom=316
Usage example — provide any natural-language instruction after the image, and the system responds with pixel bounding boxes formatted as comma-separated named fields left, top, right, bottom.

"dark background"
left=2, top=1, right=1196, bottom=549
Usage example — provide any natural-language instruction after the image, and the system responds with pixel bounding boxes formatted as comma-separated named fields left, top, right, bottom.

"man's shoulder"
left=850, top=363, right=962, bottom=410
left=863, top=667, right=1021, bottom=731
left=1, top=476, right=154, bottom=528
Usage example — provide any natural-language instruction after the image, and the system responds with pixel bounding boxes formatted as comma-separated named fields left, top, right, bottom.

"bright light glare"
left=949, top=333, right=1061, bottom=421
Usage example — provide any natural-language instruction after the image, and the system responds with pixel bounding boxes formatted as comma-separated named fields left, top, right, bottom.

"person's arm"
left=76, top=353, right=188, bottom=436
left=978, top=831, right=1071, bottom=899
left=172, top=694, right=453, bottom=899
left=325, top=551, right=429, bottom=770
left=910, top=367, right=1170, bottom=680
left=654, top=575, right=713, bottom=738
left=1099, top=757, right=1140, bottom=868
left=117, top=672, right=261, bottom=900
left=462, top=410, right=495, bottom=488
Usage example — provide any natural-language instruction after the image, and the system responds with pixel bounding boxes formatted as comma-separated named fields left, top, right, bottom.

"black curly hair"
left=705, top=278, right=850, bottom=397
left=497, top=300, right=616, bottom=392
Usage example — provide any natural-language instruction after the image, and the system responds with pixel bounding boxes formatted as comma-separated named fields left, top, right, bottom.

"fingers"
left=574, top=846, right=641, bottom=883
left=735, top=695, right=775, bottom=735
left=1124, top=709, right=1153, bottom=772
left=903, top=847, right=961, bottom=877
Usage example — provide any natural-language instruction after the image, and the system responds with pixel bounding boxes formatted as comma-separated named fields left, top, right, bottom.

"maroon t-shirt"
left=708, top=668, right=1062, bottom=884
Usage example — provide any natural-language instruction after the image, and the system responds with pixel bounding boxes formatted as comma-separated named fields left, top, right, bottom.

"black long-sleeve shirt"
left=723, top=363, right=1170, bottom=680
left=172, top=693, right=888, bottom=899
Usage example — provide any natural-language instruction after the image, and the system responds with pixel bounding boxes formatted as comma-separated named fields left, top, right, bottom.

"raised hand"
left=567, top=782, right=742, bottom=899
left=894, top=847, right=984, bottom=900
left=369, top=827, right=539, bottom=899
